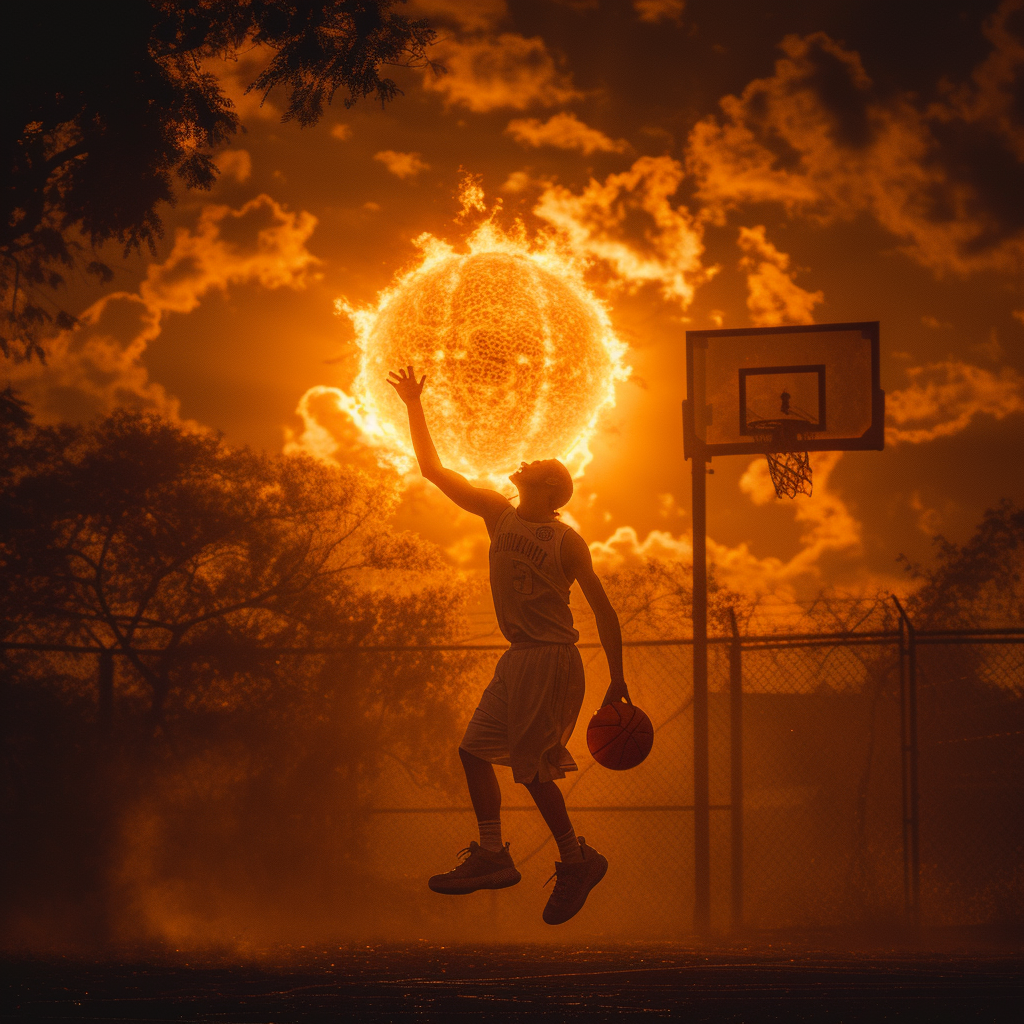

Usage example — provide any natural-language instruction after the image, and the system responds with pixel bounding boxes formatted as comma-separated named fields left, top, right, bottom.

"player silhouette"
left=388, top=365, right=629, bottom=925
left=780, top=389, right=791, bottom=416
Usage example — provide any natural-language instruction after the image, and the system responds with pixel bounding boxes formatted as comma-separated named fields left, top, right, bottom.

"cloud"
left=10, top=196, right=320, bottom=424
left=330, top=123, right=352, bottom=141
left=737, top=225, right=823, bottom=325
left=910, top=492, right=943, bottom=537
left=590, top=449, right=861, bottom=593
left=886, top=360, right=1024, bottom=443
left=421, top=34, right=582, bottom=112
left=686, top=6, right=1024, bottom=277
left=533, top=155, right=712, bottom=308
left=506, top=112, right=628, bottom=154
left=373, top=150, right=430, bottom=178
left=633, top=0, right=685, bottom=24
left=406, top=0, right=507, bottom=33
left=500, top=170, right=546, bottom=193
left=214, top=149, right=252, bottom=183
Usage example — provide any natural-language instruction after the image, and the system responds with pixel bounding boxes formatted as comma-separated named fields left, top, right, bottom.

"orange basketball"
left=587, top=701, right=654, bottom=770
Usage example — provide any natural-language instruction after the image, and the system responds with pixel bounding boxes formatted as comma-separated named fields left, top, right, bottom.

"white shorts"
left=460, top=643, right=586, bottom=784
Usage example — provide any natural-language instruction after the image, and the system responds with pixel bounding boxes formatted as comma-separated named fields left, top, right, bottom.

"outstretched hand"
left=388, top=365, right=425, bottom=406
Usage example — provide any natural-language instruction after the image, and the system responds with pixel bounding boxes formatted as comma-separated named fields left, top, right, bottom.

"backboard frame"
left=684, top=321, right=884, bottom=460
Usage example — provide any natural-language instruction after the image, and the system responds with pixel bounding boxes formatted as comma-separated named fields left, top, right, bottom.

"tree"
left=1, top=410, right=461, bottom=732
left=1, top=1, right=439, bottom=358
left=600, top=557, right=757, bottom=640
left=1, top=408, right=471, bottom=941
left=900, top=499, right=1024, bottom=628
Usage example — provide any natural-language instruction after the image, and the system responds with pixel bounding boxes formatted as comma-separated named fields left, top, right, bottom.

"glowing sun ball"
left=353, top=248, right=626, bottom=483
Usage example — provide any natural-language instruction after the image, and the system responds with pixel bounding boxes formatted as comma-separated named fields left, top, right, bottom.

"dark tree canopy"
left=1, top=1, right=439, bottom=358
left=901, top=499, right=1024, bottom=628
left=0, top=407, right=460, bottom=728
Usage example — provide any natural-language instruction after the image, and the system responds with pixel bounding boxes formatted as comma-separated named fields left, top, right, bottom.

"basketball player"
left=388, top=365, right=630, bottom=925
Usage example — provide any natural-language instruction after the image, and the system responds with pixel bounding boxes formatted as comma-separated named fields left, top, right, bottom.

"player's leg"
left=428, top=663, right=521, bottom=896
left=517, top=646, right=607, bottom=924
left=460, top=746, right=503, bottom=852
left=524, top=774, right=608, bottom=925
left=523, top=776, right=581, bottom=862
left=428, top=746, right=520, bottom=895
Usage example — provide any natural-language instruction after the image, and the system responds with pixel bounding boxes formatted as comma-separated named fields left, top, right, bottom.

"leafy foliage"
left=600, top=557, right=758, bottom=639
left=1, top=405, right=471, bottom=941
left=1, top=409, right=460, bottom=724
left=1, top=1, right=439, bottom=358
left=900, top=499, right=1024, bottom=628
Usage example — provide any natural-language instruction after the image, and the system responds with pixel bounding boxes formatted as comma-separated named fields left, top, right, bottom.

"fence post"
left=728, top=608, right=743, bottom=932
left=98, top=649, right=114, bottom=740
left=892, top=596, right=920, bottom=925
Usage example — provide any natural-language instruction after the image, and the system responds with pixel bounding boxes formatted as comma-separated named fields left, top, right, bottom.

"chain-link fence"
left=353, top=627, right=1021, bottom=937
left=914, top=636, right=1024, bottom=927
left=3, top=625, right=1021, bottom=939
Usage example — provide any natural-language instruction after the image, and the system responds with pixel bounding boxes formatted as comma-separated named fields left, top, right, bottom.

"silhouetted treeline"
left=1, top=396, right=469, bottom=946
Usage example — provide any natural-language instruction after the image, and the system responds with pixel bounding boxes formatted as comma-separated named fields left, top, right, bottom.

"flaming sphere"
left=343, top=228, right=628, bottom=485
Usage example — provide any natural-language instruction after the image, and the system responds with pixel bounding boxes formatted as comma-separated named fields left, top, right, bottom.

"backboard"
left=684, top=322, right=884, bottom=459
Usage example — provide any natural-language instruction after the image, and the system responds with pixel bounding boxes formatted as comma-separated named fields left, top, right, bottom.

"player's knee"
left=459, top=746, right=484, bottom=768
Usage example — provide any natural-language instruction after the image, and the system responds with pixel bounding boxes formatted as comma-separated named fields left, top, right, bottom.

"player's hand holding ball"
left=588, top=681, right=654, bottom=771
left=601, top=677, right=629, bottom=707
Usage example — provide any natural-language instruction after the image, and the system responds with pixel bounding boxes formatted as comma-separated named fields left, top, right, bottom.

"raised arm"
left=388, top=366, right=510, bottom=530
left=560, top=529, right=629, bottom=707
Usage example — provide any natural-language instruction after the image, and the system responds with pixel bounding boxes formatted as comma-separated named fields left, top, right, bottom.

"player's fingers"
left=388, top=371, right=401, bottom=380
left=407, top=364, right=415, bottom=377
left=418, top=374, right=426, bottom=387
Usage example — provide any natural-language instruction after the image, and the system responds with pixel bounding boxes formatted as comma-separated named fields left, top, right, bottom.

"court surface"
left=4, top=937, right=1022, bottom=1022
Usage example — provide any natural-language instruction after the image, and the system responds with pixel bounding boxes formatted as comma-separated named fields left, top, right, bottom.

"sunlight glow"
left=332, top=186, right=630, bottom=487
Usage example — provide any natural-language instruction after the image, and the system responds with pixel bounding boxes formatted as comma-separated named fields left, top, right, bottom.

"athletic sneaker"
left=428, top=841, right=522, bottom=895
left=542, top=837, right=608, bottom=925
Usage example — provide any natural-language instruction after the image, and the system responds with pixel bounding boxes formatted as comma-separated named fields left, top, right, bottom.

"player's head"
left=510, top=459, right=573, bottom=513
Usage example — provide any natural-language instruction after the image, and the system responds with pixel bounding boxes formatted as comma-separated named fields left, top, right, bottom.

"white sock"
left=554, top=825, right=584, bottom=863
left=478, top=819, right=503, bottom=852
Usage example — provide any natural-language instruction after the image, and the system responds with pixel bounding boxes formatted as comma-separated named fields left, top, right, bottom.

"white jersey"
left=488, top=506, right=579, bottom=645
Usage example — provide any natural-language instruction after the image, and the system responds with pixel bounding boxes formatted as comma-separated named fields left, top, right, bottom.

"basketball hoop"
left=748, top=418, right=814, bottom=499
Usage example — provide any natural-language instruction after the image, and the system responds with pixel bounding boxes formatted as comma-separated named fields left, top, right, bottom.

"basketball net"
left=749, top=420, right=813, bottom=499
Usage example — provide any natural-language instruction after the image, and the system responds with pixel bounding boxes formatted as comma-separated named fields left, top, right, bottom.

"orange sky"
left=10, top=0, right=1024, bottom=627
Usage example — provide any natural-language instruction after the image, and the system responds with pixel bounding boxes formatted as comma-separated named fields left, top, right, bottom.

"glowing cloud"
left=214, top=149, right=252, bottom=183
left=506, top=112, right=628, bottom=154
left=293, top=186, right=629, bottom=484
left=374, top=150, right=430, bottom=179
left=634, top=0, right=685, bottom=24
left=886, top=360, right=1024, bottom=443
left=10, top=196, right=320, bottom=424
left=686, top=10, right=1024, bottom=276
left=533, top=156, right=712, bottom=309
left=421, top=34, right=582, bottom=112
left=407, top=0, right=508, bottom=33
left=737, top=225, right=823, bottom=326
left=591, top=450, right=861, bottom=593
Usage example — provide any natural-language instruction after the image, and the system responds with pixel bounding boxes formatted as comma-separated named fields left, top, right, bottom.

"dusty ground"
left=3, top=938, right=1022, bottom=1022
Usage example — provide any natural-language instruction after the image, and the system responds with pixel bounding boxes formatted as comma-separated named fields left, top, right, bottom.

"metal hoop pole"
left=692, top=439, right=711, bottom=934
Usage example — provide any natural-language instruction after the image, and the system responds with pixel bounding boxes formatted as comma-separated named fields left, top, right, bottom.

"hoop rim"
left=747, top=417, right=817, bottom=452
